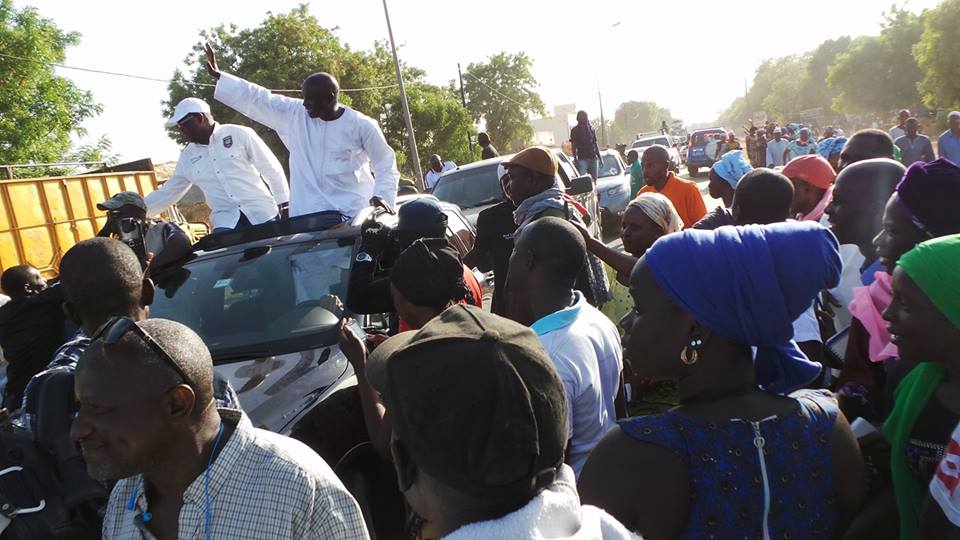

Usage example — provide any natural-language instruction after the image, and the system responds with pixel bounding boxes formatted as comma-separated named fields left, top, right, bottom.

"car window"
left=432, top=165, right=505, bottom=209
left=692, top=131, right=725, bottom=145
left=598, top=154, right=623, bottom=177
left=445, top=210, right=474, bottom=254
left=632, top=137, right=670, bottom=149
left=150, top=238, right=354, bottom=358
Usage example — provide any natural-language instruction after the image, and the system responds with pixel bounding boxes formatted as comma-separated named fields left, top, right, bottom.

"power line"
left=0, top=52, right=398, bottom=93
left=460, top=71, right=528, bottom=109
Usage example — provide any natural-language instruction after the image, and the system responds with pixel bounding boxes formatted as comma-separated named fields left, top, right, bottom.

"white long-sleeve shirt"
left=425, top=161, right=456, bottom=190
left=145, top=123, right=288, bottom=230
left=214, top=73, right=400, bottom=218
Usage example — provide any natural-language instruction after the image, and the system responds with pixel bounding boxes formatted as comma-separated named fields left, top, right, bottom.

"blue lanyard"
left=127, top=423, right=226, bottom=540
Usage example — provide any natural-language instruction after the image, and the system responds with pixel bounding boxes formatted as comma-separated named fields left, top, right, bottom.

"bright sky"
left=13, top=0, right=940, bottom=164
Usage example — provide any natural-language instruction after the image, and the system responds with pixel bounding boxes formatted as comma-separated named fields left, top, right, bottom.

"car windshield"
left=432, top=165, right=506, bottom=209
left=632, top=137, right=670, bottom=149
left=598, top=154, right=623, bottom=177
left=150, top=237, right=355, bottom=359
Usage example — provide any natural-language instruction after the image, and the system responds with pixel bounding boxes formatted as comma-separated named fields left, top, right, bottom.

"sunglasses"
left=93, top=316, right=192, bottom=387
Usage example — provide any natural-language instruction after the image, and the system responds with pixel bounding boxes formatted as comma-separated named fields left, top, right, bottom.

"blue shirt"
left=939, top=130, right=960, bottom=164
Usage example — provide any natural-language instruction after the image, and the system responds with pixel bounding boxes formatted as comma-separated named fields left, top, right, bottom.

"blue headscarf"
left=711, top=150, right=753, bottom=188
left=825, top=136, right=847, bottom=158
left=817, top=137, right=835, bottom=159
left=644, top=221, right=841, bottom=393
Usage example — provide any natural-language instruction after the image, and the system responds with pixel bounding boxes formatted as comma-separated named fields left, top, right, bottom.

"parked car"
left=596, top=149, right=630, bottom=228
left=630, top=134, right=681, bottom=173
left=147, top=197, right=480, bottom=462
left=431, top=153, right=602, bottom=239
left=685, top=127, right=727, bottom=176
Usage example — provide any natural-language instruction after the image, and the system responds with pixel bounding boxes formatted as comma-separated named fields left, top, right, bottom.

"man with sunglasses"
left=145, top=97, right=290, bottom=233
left=19, top=238, right=239, bottom=434
left=75, top=318, right=368, bottom=539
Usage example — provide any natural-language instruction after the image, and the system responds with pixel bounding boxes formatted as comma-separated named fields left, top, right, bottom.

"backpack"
left=0, top=369, right=105, bottom=539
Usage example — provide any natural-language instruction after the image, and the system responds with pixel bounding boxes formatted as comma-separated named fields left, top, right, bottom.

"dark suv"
left=148, top=197, right=479, bottom=447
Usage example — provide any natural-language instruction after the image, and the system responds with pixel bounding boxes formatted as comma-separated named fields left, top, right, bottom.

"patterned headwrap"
left=895, top=158, right=960, bottom=239
left=628, top=193, right=683, bottom=234
left=711, top=150, right=754, bottom=188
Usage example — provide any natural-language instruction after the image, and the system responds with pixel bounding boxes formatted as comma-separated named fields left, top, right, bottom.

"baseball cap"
left=773, top=127, right=783, bottom=134
left=390, top=238, right=468, bottom=308
left=370, top=304, right=567, bottom=499
left=97, top=191, right=146, bottom=212
left=164, top=98, right=212, bottom=128
left=397, top=198, right=447, bottom=232
left=782, top=154, right=836, bottom=190
left=501, top=146, right=558, bottom=177
left=949, top=111, right=960, bottom=120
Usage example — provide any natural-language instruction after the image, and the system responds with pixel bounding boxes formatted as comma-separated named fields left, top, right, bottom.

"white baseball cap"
left=773, top=127, right=783, bottom=134
left=164, top=98, right=211, bottom=128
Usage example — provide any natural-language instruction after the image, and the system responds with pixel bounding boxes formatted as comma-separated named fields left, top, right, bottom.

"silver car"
left=596, top=149, right=631, bottom=225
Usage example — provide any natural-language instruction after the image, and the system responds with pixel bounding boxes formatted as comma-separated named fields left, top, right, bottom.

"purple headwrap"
left=644, top=221, right=841, bottom=393
left=896, top=158, right=960, bottom=238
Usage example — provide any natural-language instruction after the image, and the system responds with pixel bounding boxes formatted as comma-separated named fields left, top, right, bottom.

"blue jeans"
left=577, top=158, right=599, bottom=180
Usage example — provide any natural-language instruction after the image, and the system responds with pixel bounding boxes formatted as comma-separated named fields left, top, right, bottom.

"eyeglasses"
left=93, top=317, right=192, bottom=387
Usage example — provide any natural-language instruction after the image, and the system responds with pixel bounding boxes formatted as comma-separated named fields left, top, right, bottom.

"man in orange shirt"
left=638, top=145, right=707, bottom=228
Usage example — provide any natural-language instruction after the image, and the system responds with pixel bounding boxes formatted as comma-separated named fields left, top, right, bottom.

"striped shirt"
left=102, top=409, right=369, bottom=539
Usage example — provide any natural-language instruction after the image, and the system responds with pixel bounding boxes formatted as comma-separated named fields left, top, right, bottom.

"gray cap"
left=97, top=191, right=146, bottom=211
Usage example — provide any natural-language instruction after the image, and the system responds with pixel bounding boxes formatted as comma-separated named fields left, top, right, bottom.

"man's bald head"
left=60, top=238, right=150, bottom=332
left=641, top=145, right=672, bottom=186
left=0, top=264, right=45, bottom=300
left=838, top=129, right=894, bottom=171
left=826, top=158, right=904, bottom=248
left=732, top=168, right=795, bottom=225
left=514, top=217, right=586, bottom=283
left=301, top=72, right=340, bottom=119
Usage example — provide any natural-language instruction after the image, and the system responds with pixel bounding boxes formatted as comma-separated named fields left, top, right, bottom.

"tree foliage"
left=166, top=4, right=473, bottom=175
left=603, top=101, right=672, bottom=146
left=915, top=0, right=960, bottom=114
left=828, top=7, right=924, bottom=116
left=462, top=52, right=545, bottom=153
left=0, top=0, right=101, bottom=175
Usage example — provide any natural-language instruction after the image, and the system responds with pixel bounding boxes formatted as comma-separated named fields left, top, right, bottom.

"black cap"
left=390, top=238, right=468, bottom=309
left=372, top=305, right=567, bottom=499
left=397, top=198, right=447, bottom=232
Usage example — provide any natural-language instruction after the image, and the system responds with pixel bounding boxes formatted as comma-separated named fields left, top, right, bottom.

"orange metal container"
left=0, top=171, right=207, bottom=278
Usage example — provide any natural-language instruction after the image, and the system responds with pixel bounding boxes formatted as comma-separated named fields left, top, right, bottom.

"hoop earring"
left=681, top=328, right=704, bottom=365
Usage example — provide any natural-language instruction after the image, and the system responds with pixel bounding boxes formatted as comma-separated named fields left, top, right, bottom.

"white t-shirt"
left=793, top=302, right=822, bottom=343
left=425, top=161, right=456, bottom=190
left=532, top=292, right=623, bottom=477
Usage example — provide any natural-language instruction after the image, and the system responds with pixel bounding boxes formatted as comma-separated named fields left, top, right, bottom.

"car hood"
left=214, top=343, right=351, bottom=434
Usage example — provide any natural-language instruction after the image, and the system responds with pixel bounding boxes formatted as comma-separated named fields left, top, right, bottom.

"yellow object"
left=0, top=170, right=208, bottom=278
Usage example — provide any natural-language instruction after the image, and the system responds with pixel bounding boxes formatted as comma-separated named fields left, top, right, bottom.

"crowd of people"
left=3, top=40, right=960, bottom=539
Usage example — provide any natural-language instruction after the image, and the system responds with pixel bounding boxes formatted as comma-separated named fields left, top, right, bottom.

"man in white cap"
left=939, top=111, right=960, bottom=164
left=203, top=43, right=400, bottom=225
left=765, top=127, right=790, bottom=167
left=146, top=98, right=289, bottom=233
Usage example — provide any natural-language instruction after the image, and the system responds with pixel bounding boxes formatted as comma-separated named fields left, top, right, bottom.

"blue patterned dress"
left=619, top=389, right=840, bottom=539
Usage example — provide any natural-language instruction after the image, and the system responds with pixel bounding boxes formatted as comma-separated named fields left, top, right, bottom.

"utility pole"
left=598, top=86, right=608, bottom=148
left=458, top=63, right=473, bottom=154
left=382, top=0, right=423, bottom=189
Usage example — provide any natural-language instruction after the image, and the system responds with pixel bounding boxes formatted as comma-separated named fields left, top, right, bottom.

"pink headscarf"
left=847, top=271, right=898, bottom=362
left=796, top=185, right=833, bottom=223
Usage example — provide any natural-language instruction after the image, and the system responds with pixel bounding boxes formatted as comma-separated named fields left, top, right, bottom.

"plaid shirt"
left=18, top=332, right=241, bottom=433
left=103, top=409, right=369, bottom=539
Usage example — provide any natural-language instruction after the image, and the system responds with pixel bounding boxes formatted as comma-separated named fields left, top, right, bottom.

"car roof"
left=187, top=195, right=458, bottom=258
left=692, top=127, right=726, bottom=135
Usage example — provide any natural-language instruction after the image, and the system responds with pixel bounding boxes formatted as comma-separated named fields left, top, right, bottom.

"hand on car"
left=338, top=318, right=366, bottom=374
left=360, top=220, right=393, bottom=258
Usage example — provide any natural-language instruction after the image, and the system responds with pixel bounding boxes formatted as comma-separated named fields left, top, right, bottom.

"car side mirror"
left=566, top=175, right=594, bottom=196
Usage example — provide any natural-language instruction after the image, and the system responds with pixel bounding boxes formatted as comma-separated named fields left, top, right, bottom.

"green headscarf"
left=882, top=233, right=960, bottom=540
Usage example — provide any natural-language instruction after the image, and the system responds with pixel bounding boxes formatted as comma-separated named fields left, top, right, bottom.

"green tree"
left=166, top=6, right=472, bottom=177
left=760, top=56, right=808, bottom=122
left=828, top=7, right=924, bottom=117
left=463, top=52, right=545, bottom=153
left=606, top=101, right=672, bottom=146
left=915, top=0, right=960, bottom=114
left=0, top=0, right=101, bottom=175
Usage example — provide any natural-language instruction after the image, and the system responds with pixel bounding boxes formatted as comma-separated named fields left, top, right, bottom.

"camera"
left=117, top=217, right=148, bottom=268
